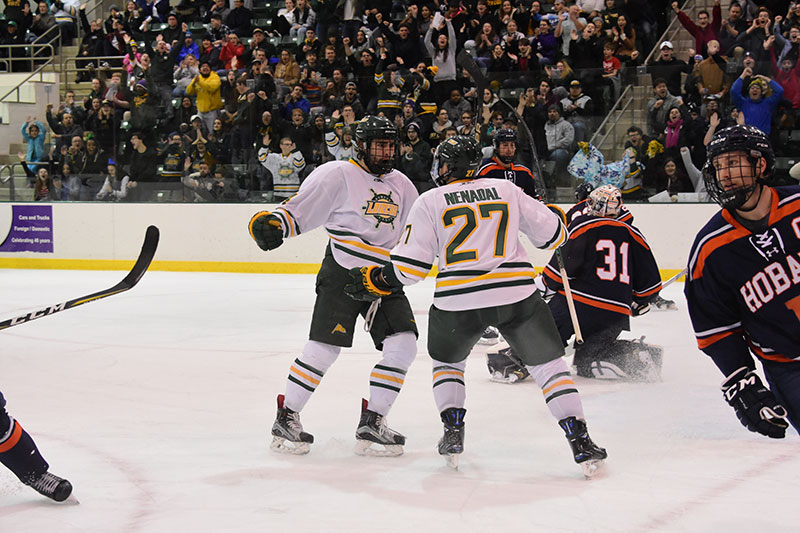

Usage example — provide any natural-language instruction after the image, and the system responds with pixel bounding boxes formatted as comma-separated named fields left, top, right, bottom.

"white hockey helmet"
left=587, top=184, right=622, bottom=218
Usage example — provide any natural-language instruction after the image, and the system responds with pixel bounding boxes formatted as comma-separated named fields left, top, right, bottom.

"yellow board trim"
left=0, top=258, right=688, bottom=282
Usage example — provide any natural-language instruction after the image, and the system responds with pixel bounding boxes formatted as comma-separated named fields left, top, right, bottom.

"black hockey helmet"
left=354, top=115, right=398, bottom=175
left=575, top=180, right=594, bottom=202
left=431, top=135, right=482, bottom=186
left=702, top=125, right=774, bottom=210
left=493, top=128, right=517, bottom=163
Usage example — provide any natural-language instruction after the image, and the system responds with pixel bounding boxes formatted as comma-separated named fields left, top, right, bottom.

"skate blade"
left=444, top=453, right=460, bottom=470
left=581, top=459, right=604, bottom=479
left=653, top=302, right=677, bottom=311
left=478, top=337, right=501, bottom=346
left=354, top=439, right=404, bottom=457
left=270, top=436, right=311, bottom=455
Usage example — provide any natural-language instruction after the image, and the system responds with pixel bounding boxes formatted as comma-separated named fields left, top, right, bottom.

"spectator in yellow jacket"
left=187, top=61, right=223, bottom=134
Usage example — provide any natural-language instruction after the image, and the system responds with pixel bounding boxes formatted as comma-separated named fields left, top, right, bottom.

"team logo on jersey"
left=362, top=189, right=399, bottom=228
left=331, top=323, right=347, bottom=334
left=749, top=228, right=785, bottom=261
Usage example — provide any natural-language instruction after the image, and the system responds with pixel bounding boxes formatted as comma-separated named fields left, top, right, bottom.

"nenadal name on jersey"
left=443, top=187, right=501, bottom=205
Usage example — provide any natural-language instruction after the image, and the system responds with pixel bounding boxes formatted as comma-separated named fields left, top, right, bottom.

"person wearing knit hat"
left=731, top=69, right=784, bottom=134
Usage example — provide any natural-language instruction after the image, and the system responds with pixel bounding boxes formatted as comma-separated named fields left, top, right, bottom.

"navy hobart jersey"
left=477, top=157, right=542, bottom=200
left=685, top=186, right=800, bottom=373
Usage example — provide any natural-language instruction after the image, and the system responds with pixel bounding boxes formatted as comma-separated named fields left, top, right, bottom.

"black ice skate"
left=26, top=471, right=73, bottom=502
left=438, top=408, right=466, bottom=469
left=558, top=417, right=607, bottom=478
left=652, top=294, right=677, bottom=311
left=270, top=394, right=314, bottom=455
left=478, top=326, right=501, bottom=345
left=354, top=399, right=405, bottom=457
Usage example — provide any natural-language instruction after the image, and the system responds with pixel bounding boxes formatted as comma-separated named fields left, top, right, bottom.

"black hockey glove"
left=249, top=211, right=284, bottom=251
left=721, top=367, right=790, bottom=439
left=344, top=266, right=395, bottom=301
left=487, top=346, right=530, bottom=384
left=631, top=300, right=651, bottom=317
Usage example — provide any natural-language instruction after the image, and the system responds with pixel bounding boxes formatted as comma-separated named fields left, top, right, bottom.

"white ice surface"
left=0, top=270, right=798, bottom=532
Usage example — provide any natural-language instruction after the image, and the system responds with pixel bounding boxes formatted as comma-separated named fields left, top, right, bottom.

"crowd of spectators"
left=5, top=0, right=798, bottom=203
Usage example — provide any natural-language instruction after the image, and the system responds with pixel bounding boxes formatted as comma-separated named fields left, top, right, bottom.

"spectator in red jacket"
left=219, top=32, right=244, bottom=71
left=672, top=0, right=721, bottom=57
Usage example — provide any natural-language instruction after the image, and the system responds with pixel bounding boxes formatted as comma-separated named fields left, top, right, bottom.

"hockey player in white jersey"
left=249, top=116, right=419, bottom=456
left=343, top=136, right=608, bottom=476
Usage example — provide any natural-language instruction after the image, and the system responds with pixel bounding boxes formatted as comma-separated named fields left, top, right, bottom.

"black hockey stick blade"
left=0, top=225, right=160, bottom=331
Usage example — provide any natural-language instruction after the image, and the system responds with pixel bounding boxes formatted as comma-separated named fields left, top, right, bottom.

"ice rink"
left=0, top=269, right=798, bottom=532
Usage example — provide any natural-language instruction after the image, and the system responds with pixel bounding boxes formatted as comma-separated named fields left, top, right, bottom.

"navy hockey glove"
left=249, top=211, right=284, bottom=251
left=721, top=367, right=789, bottom=439
left=344, top=266, right=394, bottom=301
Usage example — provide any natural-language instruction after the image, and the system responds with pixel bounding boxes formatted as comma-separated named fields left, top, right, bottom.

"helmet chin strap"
left=726, top=160, right=765, bottom=212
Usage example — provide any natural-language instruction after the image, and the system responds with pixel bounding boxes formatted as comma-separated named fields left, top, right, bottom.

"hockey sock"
left=284, top=340, right=341, bottom=412
left=368, top=332, right=417, bottom=416
left=0, top=418, right=50, bottom=483
left=527, top=358, right=585, bottom=421
left=432, top=359, right=467, bottom=412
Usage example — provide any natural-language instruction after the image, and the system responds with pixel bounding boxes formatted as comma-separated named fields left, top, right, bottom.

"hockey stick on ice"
left=661, top=268, right=688, bottom=289
left=0, top=225, right=160, bottom=331
left=458, top=51, right=584, bottom=343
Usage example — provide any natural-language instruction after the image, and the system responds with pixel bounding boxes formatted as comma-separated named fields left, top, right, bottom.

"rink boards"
left=0, top=202, right=718, bottom=278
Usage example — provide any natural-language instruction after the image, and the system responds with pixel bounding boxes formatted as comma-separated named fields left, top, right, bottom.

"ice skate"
left=478, top=326, right=501, bottom=345
left=652, top=294, right=677, bottom=311
left=558, top=417, right=607, bottom=479
left=438, top=408, right=466, bottom=469
left=26, top=471, right=73, bottom=502
left=354, top=399, right=405, bottom=457
left=270, top=394, right=314, bottom=455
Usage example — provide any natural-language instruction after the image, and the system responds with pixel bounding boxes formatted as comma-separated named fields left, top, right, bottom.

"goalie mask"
left=493, top=128, right=517, bottom=164
left=354, top=115, right=398, bottom=175
left=702, top=125, right=774, bottom=211
left=431, top=135, right=482, bottom=186
left=587, top=184, right=622, bottom=217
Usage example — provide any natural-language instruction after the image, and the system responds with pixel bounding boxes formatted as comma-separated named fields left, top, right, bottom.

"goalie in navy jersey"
left=249, top=116, right=420, bottom=457
left=343, top=135, right=608, bottom=477
left=541, top=185, right=664, bottom=381
left=685, top=124, right=800, bottom=439
left=0, top=391, right=72, bottom=501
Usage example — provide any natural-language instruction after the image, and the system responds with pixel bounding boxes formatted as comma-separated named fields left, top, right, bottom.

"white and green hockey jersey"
left=388, top=178, right=566, bottom=311
left=273, top=159, right=419, bottom=269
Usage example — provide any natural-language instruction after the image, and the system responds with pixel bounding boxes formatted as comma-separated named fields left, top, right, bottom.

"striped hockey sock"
left=368, top=332, right=417, bottom=416
left=432, top=360, right=467, bottom=412
left=528, top=358, right=584, bottom=421
left=0, top=417, right=49, bottom=483
left=284, top=340, right=340, bottom=412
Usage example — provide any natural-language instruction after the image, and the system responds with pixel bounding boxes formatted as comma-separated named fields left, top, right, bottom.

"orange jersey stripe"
left=696, top=329, right=739, bottom=350
left=691, top=224, right=750, bottom=281
left=0, top=421, right=22, bottom=453
left=567, top=291, right=631, bottom=315
left=370, top=372, right=405, bottom=384
left=542, top=378, right=575, bottom=396
left=569, top=219, right=649, bottom=250
left=290, top=365, right=321, bottom=386
left=636, top=284, right=663, bottom=298
left=749, top=343, right=796, bottom=363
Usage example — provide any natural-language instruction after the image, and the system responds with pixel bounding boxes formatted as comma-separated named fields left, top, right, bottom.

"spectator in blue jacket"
left=177, top=31, right=200, bottom=64
left=730, top=68, right=784, bottom=135
left=21, top=117, right=47, bottom=167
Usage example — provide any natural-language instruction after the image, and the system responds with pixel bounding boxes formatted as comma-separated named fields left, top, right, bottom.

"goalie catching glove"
left=344, top=265, right=398, bottom=301
left=721, top=367, right=789, bottom=439
left=487, top=346, right=530, bottom=384
left=249, top=211, right=284, bottom=251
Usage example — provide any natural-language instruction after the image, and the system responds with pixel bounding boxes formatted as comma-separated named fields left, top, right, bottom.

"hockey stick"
left=458, top=51, right=584, bottom=343
left=0, top=225, right=160, bottom=331
left=661, top=268, right=688, bottom=289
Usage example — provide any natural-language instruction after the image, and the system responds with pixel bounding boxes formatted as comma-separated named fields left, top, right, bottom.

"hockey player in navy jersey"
left=685, top=124, right=800, bottom=438
left=541, top=185, right=664, bottom=380
left=0, top=391, right=72, bottom=501
left=248, top=116, right=419, bottom=456
left=343, top=136, right=608, bottom=476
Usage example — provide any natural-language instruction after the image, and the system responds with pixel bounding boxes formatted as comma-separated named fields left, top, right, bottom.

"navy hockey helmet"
left=575, top=180, right=594, bottom=202
left=431, top=135, right=483, bottom=186
left=702, top=125, right=774, bottom=211
left=493, top=128, right=517, bottom=163
left=587, top=184, right=622, bottom=217
left=354, top=115, right=399, bottom=175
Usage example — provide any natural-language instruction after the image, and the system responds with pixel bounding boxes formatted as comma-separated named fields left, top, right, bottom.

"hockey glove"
left=249, top=211, right=284, bottom=251
left=487, top=347, right=530, bottom=384
left=631, top=300, right=651, bottom=317
left=721, top=367, right=790, bottom=439
left=344, top=266, right=394, bottom=301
